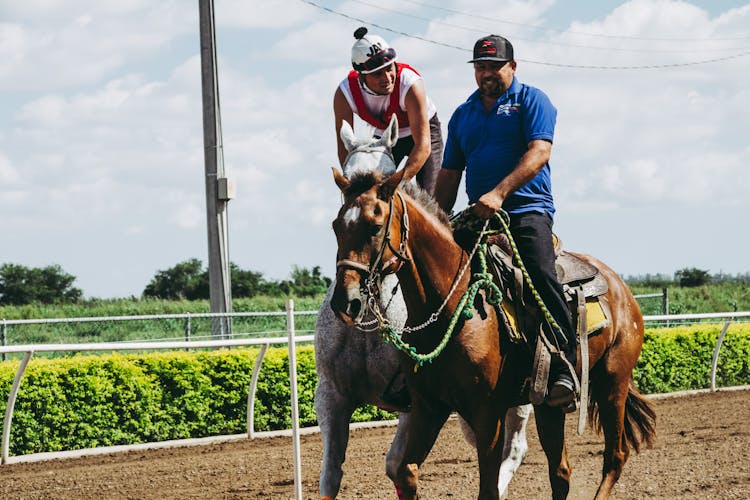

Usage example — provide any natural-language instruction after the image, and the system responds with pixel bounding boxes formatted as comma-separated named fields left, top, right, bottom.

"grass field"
left=0, top=282, right=747, bottom=351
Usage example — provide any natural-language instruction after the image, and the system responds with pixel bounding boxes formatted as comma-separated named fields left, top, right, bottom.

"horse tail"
left=588, top=380, right=656, bottom=453
left=622, top=382, right=656, bottom=452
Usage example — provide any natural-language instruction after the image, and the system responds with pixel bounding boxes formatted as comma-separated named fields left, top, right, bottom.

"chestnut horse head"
left=329, top=168, right=409, bottom=325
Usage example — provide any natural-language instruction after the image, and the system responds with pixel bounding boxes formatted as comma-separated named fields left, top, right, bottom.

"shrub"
left=1, top=325, right=748, bottom=457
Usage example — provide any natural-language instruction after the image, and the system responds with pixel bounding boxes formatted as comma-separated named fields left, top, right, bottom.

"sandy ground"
left=1, top=389, right=748, bottom=499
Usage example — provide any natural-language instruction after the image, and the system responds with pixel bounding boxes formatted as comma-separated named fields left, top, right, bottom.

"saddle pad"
left=500, top=296, right=610, bottom=340
left=583, top=297, right=610, bottom=335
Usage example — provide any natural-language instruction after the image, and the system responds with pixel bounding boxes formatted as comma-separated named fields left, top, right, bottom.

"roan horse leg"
left=534, top=404, right=572, bottom=500
left=385, top=405, right=449, bottom=500
left=459, top=404, right=532, bottom=499
left=497, top=404, right=532, bottom=498
left=315, top=381, right=356, bottom=499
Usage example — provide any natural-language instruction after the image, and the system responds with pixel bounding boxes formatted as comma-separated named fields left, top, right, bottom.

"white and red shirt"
left=339, top=63, right=437, bottom=138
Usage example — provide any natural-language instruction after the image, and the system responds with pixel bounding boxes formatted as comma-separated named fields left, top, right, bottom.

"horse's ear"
left=382, top=114, right=398, bottom=149
left=332, top=167, right=350, bottom=192
left=339, top=120, right=357, bottom=152
left=379, top=169, right=405, bottom=200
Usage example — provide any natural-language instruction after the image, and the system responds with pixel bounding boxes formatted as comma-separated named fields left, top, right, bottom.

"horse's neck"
left=396, top=197, right=469, bottom=317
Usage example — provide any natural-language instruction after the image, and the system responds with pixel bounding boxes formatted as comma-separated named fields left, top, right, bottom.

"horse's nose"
left=331, top=281, right=365, bottom=325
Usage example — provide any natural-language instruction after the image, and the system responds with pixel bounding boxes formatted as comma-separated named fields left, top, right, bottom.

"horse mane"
left=344, top=170, right=450, bottom=227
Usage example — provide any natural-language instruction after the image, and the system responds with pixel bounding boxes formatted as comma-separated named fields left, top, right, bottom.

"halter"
left=336, top=191, right=411, bottom=284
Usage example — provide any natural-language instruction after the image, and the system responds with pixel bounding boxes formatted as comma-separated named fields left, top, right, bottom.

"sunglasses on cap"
left=355, top=48, right=397, bottom=74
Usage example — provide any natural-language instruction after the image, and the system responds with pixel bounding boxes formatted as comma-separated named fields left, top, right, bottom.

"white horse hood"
left=340, top=114, right=399, bottom=179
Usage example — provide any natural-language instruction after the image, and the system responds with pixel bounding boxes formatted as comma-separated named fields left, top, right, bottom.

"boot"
left=546, top=354, right=577, bottom=411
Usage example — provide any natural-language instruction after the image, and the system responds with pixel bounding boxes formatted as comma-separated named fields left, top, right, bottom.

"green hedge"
left=0, top=347, right=393, bottom=456
left=0, top=325, right=748, bottom=456
left=635, top=323, right=750, bottom=393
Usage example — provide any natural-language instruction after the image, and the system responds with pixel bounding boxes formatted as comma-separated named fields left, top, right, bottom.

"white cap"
left=351, top=27, right=397, bottom=74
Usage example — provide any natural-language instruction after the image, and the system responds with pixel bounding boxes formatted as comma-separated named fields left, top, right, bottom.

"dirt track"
left=2, top=390, right=749, bottom=499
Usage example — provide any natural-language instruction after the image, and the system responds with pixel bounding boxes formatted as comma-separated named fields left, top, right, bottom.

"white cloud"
left=2, top=0, right=749, bottom=297
left=0, top=152, right=20, bottom=184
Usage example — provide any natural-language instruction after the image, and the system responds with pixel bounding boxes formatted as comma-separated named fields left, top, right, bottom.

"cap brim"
left=359, top=56, right=398, bottom=74
left=468, top=56, right=511, bottom=63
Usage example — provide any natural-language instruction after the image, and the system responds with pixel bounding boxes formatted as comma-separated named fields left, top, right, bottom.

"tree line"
left=624, top=268, right=750, bottom=287
left=0, top=261, right=332, bottom=306
left=2, top=262, right=747, bottom=306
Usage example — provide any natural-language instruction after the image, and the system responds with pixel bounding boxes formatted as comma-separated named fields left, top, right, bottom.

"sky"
left=1, top=0, right=749, bottom=299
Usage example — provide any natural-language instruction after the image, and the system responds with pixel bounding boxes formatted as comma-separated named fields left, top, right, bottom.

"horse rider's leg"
left=385, top=404, right=449, bottom=500
left=315, top=381, right=356, bottom=499
left=534, top=403, right=571, bottom=500
left=497, top=404, right=532, bottom=499
left=589, top=357, right=631, bottom=500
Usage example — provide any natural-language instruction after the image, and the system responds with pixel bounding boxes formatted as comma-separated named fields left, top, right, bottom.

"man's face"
left=474, top=60, right=516, bottom=99
left=363, top=63, right=397, bottom=95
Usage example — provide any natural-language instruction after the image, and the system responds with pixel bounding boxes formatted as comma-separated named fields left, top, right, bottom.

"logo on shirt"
left=496, top=102, right=520, bottom=116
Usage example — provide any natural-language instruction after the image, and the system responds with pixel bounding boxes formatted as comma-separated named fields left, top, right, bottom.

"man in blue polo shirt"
left=435, top=34, right=578, bottom=409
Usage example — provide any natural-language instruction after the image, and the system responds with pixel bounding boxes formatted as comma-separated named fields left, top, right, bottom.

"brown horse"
left=329, top=168, right=655, bottom=499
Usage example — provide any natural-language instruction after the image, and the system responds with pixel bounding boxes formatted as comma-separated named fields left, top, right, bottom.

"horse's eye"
left=370, top=224, right=383, bottom=236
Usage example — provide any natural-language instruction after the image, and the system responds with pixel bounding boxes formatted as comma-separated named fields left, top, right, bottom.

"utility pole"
left=199, top=0, right=234, bottom=338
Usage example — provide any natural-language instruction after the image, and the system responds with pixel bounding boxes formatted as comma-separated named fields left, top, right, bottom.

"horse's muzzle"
left=330, top=275, right=366, bottom=325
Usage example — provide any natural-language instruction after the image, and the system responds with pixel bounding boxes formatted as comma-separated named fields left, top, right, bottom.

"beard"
left=479, top=77, right=504, bottom=99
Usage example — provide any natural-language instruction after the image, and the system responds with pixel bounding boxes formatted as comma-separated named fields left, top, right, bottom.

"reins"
left=355, top=199, right=567, bottom=368
left=375, top=208, right=501, bottom=367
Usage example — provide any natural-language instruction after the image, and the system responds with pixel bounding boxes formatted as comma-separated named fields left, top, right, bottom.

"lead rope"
left=381, top=207, right=570, bottom=370
left=381, top=218, right=501, bottom=367
left=490, top=211, right=567, bottom=344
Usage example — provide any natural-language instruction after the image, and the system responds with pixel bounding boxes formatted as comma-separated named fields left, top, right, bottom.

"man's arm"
left=472, top=139, right=552, bottom=219
left=434, top=168, right=463, bottom=214
left=401, top=79, right=430, bottom=182
left=333, top=87, right=354, bottom=167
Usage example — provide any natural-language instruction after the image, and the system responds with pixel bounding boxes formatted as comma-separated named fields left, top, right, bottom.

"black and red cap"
left=468, top=35, right=514, bottom=63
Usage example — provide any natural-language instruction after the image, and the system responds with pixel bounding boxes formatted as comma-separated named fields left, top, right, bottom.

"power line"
left=299, top=0, right=750, bottom=70
left=345, top=0, right=750, bottom=53
left=394, top=0, right=750, bottom=42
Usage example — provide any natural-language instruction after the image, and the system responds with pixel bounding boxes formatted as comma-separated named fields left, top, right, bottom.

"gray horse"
left=314, top=115, right=532, bottom=499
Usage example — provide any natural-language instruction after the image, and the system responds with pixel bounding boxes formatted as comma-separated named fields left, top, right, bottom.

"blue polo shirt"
left=442, top=77, right=557, bottom=216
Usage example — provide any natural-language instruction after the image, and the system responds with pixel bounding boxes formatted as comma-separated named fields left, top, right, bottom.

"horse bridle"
left=335, top=191, right=411, bottom=292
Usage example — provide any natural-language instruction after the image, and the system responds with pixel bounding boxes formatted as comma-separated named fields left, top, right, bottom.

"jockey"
left=334, top=27, right=443, bottom=195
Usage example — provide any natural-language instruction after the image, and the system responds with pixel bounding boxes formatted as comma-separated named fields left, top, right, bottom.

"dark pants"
left=390, top=114, right=443, bottom=196
left=509, top=211, right=577, bottom=367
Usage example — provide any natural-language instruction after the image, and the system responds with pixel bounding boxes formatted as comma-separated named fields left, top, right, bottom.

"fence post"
left=1, top=320, right=6, bottom=362
left=662, top=287, right=669, bottom=316
left=286, top=299, right=302, bottom=500
left=184, top=313, right=191, bottom=351
left=710, top=318, right=733, bottom=392
left=2, top=350, right=33, bottom=464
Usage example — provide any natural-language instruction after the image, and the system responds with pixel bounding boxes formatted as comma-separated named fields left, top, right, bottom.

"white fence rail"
left=0, top=308, right=748, bottom=498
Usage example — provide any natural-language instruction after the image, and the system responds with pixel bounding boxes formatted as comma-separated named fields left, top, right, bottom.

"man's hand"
left=473, top=190, right=504, bottom=219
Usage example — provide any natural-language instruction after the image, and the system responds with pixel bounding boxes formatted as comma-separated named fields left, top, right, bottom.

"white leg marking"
left=498, top=404, right=532, bottom=498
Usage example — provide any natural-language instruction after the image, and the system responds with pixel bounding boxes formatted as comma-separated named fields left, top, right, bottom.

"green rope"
left=381, top=221, right=501, bottom=367
left=381, top=207, right=566, bottom=367
left=490, top=210, right=567, bottom=343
